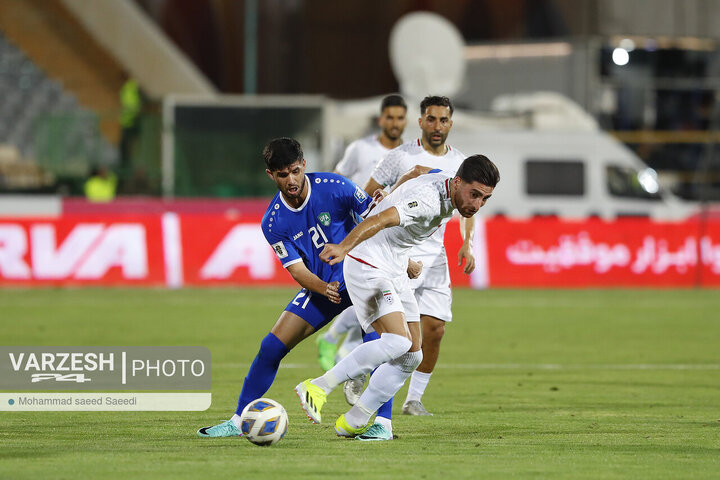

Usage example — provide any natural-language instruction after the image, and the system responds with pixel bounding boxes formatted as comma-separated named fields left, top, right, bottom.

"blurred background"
left=1, top=0, right=719, bottom=288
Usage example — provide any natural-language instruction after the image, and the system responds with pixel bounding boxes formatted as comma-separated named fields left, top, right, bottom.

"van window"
left=525, top=160, right=584, bottom=196
left=606, top=165, right=661, bottom=200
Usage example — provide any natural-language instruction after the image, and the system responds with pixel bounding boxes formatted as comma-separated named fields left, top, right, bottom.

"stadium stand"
left=0, top=0, right=122, bottom=193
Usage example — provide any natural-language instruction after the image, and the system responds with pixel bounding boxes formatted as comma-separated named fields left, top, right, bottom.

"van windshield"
left=606, top=165, right=661, bottom=200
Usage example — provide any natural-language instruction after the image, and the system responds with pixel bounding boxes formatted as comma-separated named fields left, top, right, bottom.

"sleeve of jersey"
left=262, top=224, right=302, bottom=268
left=334, top=142, right=357, bottom=177
left=369, top=150, right=402, bottom=187
left=394, top=185, right=441, bottom=228
left=338, top=179, right=372, bottom=221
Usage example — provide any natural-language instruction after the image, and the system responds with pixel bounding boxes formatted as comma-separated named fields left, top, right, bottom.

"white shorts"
left=408, top=260, right=453, bottom=322
left=343, top=255, right=420, bottom=333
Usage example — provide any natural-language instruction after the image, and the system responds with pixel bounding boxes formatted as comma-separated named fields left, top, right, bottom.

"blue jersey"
left=262, top=172, right=371, bottom=290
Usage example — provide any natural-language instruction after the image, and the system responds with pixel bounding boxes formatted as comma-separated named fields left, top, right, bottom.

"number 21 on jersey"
left=308, top=224, right=328, bottom=249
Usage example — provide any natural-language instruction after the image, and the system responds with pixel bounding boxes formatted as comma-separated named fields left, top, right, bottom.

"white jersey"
left=335, top=135, right=392, bottom=187
left=349, top=172, right=456, bottom=278
left=370, top=139, right=465, bottom=263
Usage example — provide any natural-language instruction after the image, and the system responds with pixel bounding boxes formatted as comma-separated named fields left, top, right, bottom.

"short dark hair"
left=381, top=94, right=407, bottom=113
left=263, top=137, right=303, bottom=171
left=456, top=154, right=500, bottom=187
left=420, top=95, right=454, bottom=116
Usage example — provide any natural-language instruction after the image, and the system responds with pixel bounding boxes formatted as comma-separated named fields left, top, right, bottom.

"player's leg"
left=337, top=323, right=363, bottom=362
left=199, top=288, right=349, bottom=437
left=296, top=310, right=411, bottom=423
left=296, top=260, right=412, bottom=424
left=197, top=310, right=310, bottom=438
left=316, top=306, right=358, bottom=371
left=351, top=330, right=394, bottom=439
left=340, top=318, right=422, bottom=439
left=404, top=283, right=452, bottom=416
left=403, top=314, right=444, bottom=415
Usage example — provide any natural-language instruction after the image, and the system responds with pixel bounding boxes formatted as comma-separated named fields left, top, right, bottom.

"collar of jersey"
left=279, top=175, right=312, bottom=212
left=418, top=138, right=450, bottom=156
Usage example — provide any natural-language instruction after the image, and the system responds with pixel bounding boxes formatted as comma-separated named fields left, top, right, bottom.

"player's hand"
left=407, top=259, right=423, bottom=279
left=325, top=281, right=341, bottom=304
left=320, top=243, right=346, bottom=265
left=366, top=189, right=389, bottom=214
left=458, top=243, right=475, bottom=274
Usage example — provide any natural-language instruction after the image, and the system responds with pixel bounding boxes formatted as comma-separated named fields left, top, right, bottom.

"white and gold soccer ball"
left=239, top=398, right=288, bottom=446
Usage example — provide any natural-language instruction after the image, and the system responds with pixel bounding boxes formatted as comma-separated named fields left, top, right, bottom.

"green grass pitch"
left=1, top=288, right=719, bottom=479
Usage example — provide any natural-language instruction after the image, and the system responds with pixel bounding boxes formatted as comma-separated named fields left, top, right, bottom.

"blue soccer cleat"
left=197, top=419, right=243, bottom=438
left=356, top=423, right=393, bottom=441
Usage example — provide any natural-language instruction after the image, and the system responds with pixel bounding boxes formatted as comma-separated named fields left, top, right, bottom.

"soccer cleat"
left=316, top=336, right=337, bottom=371
left=196, top=419, right=243, bottom=438
left=343, top=375, right=365, bottom=406
left=334, top=414, right=370, bottom=438
left=295, top=379, right=327, bottom=424
left=402, top=400, right=434, bottom=416
left=356, top=423, right=393, bottom=441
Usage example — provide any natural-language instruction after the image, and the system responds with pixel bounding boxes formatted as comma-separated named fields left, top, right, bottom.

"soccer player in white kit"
left=316, top=95, right=408, bottom=376
left=295, top=154, right=499, bottom=440
left=364, top=95, right=474, bottom=416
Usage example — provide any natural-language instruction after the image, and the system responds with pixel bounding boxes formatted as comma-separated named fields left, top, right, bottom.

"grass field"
left=1, top=288, right=719, bottom=479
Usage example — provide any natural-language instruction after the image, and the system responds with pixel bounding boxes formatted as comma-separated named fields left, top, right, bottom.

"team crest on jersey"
left=318, top=212, right=331, bottom=227
left=382, top=289, right=394, bottom=305
left=271, top=241, right=288, bottom=259
left=407, top=200, right=418, bottom=208
left=354, top=186, right=368, bottom=202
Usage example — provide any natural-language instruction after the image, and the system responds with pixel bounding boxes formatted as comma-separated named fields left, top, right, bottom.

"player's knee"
left=379, top=333, right=412, bottom=359
left=424, top=320, right=445, bottom=342
left=391, top=350, right=423, bottom=373
left=257, top=333, right=290, bottom=363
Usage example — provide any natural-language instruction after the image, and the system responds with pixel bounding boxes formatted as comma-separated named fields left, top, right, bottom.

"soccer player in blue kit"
left=198, top=137, right=377, bottom=437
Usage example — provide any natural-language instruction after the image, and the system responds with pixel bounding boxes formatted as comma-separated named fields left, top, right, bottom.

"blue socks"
left=235, top=332, right=290, bottom=415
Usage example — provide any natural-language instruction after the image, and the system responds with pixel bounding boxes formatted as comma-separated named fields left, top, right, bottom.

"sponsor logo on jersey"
left=292, top=231, right=303, bottom=240
left=271, top=241, right=288, bottom=259
left=382, top=289, right=394, bottom=305
left=407, top=200, right=418, bottom=208
left=354, top=186, right=368, bottom=202
left=318, top=212, right=331, bottom=227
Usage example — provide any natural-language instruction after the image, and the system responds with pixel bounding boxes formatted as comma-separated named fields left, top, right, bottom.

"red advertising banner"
left=1, top=214, right=719, bottom=288
left=179, top=214, right=294, bottom=286
left=0, top=215, right=166, bottom=286
left=486, top=217, right=720, bottom=287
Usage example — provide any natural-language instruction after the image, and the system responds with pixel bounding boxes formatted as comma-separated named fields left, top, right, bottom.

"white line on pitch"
left=214, top=363, right=720, bottom=370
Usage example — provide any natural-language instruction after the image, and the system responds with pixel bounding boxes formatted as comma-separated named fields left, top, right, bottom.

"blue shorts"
left=284, top=288, right=353, bottom=330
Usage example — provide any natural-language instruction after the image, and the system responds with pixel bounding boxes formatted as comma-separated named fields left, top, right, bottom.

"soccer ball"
left=239, top=398, right=288, bottom=446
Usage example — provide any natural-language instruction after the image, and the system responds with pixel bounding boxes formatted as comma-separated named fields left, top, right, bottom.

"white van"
left=448, top=127, right=692, bottom=220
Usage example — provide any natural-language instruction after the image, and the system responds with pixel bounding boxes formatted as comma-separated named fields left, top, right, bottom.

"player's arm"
left=393, top=165, right=433, bottom=191
left=363, top=176, right=384, bottom=198
left=457, top=215, right=476, bottom=274
left=319, top=207, right=401, bottom=265
left=286, top=262, right=341, bottom=304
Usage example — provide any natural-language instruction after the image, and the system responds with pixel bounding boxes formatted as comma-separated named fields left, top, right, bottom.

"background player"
left=364, top=95, right=474, bottom=416
left=317, top=94, right=408, bottom=403
left=296, top=155, right=500, bottom=440
left=197, top=137, right=371, bottom=437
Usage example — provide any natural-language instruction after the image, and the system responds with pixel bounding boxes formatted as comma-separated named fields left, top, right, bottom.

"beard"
left=284, top=176, right=306, bottom=199
left=383, top=126, right=402, bottom=141
left=424, top=130, right=447, bottom=147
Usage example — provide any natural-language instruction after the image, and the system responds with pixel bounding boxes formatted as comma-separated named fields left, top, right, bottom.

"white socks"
left=323, top=306, right=359, bottom=344
left=311, top=333, right=411, bottom=394
left=231, top=414, right=242, bottom=429
left=345, top=350, right=423, bottom=428
left=405, top=370, right=433, bottom=404
left=336, top=325, right=363, bottom=360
